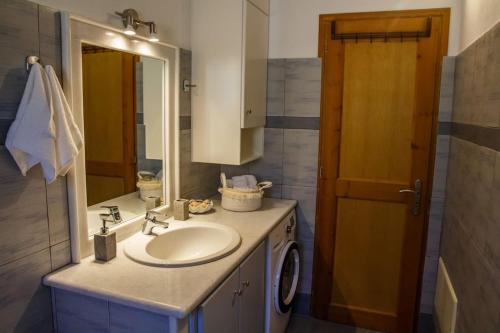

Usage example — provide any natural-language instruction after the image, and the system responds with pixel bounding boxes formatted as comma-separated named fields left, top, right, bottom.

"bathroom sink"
left=124, top=222, right=241, bottom=267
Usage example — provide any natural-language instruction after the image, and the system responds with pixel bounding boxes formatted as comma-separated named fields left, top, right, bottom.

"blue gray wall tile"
left=0, top=249, right=53, bottom=333
left=50, top=240, right=72, bottom=271
left=283, top=129, right=319, bottom=188
left=47, top=176, right=70, bottom=245
left=248, top=128, right=284, bottom=184
left=438, top=57, right=455, bottom=122
left=0, top=151, right=50, bottom=265
left=440, top=21, right=500, bottom=333
left=0, top=0, right=39, bottom=144
left=0, top=2, right=70, bottom=331
left=284, top=58, right=322, bottom=117
left=179, top=129, right=220, bottom=199
left=267, top=59, right=285, bottom=116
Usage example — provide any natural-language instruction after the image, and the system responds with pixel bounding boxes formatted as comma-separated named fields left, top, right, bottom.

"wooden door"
left=82, top=46, right=138, bottom=206
left=239, top=242, right=266, bottom=333
left=312, top=9, right=449, bottom=333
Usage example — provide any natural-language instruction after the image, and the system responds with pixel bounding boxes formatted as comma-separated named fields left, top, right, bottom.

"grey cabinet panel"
left=55, top=289, right=109, bottom=333
left=110, top=302, right=170, bottom=333
left=0, top=249, right=53, bottom=333
left=198, top=242, right=266, bottom=333
left=0, top=149, right=49, bottom=265
left=198, top=268, right=240, bottom=333
left=239, top=242, right=266, bottom=333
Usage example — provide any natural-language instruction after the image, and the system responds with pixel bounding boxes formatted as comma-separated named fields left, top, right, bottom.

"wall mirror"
left=81, top=43, right=166, bottom=236
left=62, top=13, right=179, bottom=261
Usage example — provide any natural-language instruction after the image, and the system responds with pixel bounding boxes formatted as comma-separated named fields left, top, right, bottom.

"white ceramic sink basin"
left=124, top=222, right=241, bottom=267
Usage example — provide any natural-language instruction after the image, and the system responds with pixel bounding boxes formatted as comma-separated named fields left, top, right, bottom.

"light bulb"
left=148, top=31, right=159, bottom=42
left=124, top=24, right=136, bottom=36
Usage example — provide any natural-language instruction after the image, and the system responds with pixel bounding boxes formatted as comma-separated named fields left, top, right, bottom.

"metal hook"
left=26, top=55, right=40, bottom=72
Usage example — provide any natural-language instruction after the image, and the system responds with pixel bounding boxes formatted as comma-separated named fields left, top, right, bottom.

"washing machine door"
left=274, top=241, right=300, bottom=315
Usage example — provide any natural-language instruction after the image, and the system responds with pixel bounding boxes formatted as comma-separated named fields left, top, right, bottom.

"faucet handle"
left=145, top=210, right=159, bottom=222
left=101, top=206, right=122, bottom=223
left=99, top=213, right=112, bottom=234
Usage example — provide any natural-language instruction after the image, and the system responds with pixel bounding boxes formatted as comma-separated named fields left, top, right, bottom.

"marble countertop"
left=43, top=198, right=297, bottom=319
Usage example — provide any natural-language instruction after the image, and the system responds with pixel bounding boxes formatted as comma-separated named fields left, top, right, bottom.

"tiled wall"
left=440, top=21, right=500, bottom=333
left=223, top=58, right=322, bottom=310
left=420, top=57, right=455, bottom=314
left=0, top=1, right=70, bottom=332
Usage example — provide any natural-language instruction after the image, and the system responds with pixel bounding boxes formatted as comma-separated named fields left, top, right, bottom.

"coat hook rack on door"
left=331, top=17, right=432, bottom=42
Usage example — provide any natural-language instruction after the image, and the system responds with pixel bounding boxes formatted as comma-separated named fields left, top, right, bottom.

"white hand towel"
left=232, top=175, right=248, bottom=189
left=244, top=175, right=258, bottom=189
left=232, top=175, right=258, bottom=189
left=5, top=63, right=57, bottom=181
left=45, top=65, right=83, bottom=177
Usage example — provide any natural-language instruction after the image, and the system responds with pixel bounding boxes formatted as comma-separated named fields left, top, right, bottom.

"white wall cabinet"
left=191, top=0, right=269, bottom=165
left=198, top=242, right=266, bottom=333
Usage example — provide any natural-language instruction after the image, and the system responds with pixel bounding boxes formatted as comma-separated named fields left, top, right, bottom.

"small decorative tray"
left=188, top=199, right=214, bottom=214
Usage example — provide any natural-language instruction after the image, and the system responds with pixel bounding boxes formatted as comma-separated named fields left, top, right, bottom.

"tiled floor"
left=286, top=315, right=382, bottom=333
left=286, top=314, right=436, bottom=333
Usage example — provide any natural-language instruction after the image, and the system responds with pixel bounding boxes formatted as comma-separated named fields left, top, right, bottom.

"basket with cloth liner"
left=136, top=171, right=162, bottom=201
left=218, top=173, right=272, bottom=212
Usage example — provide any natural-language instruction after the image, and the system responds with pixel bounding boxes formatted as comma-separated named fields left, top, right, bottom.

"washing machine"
left=265, top=210, right=300, bottom=333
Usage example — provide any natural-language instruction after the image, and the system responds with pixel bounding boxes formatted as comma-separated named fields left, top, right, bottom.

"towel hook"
left=26, top=55, right=40, bottom=72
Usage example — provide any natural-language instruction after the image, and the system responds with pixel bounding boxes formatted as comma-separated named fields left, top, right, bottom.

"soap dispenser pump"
left=94, top=213, right=117, bottom=261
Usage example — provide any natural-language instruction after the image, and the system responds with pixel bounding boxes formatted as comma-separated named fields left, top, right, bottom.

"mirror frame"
left=61, top=12, right=180, bottom=261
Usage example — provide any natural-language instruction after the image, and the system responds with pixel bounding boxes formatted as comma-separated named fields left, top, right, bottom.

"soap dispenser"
left=94, top=213, right=117, bottom=261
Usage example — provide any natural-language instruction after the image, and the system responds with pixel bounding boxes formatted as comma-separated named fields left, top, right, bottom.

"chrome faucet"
left=101, top=205, right=122, bottom=224
left=142, top=210, right=169, bottom=235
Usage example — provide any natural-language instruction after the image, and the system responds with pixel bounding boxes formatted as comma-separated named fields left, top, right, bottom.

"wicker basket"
left=218, top=181, right=272, bottom=212
left=136, top=171, right=162, bottom=201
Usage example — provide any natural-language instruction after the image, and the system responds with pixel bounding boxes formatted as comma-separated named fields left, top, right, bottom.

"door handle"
left=399, top=179, right=422, bottom=216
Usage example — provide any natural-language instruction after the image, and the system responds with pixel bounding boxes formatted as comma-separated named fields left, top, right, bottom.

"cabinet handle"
left=232, top=289, right=242, bottom=306
left=242, top=280, right=250, bottom=288
left=246, top=109, right=252, bottom=115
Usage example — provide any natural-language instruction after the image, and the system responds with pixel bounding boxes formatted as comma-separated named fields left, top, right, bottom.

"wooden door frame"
left=311, top=8, right=450, bottom=331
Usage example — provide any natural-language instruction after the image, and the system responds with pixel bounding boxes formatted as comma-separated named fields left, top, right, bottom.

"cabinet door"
left=248, top=0, right=269, bottom=15
left=239, top=242, right=266, bottom=333
left=242, top=0, right=269, bottom=129
left=198, top=269, right=239, bottom=333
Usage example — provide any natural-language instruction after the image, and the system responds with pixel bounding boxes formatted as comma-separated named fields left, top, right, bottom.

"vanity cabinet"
left=198, top=242, right=265, bottom=333
left=191, top=0, right=269, bottom=165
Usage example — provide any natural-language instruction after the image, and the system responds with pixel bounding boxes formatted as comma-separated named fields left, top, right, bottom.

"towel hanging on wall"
left=45, top=65, right=83, bottom=177
left=5, top=63, right=57, bottom=181
left=5, top=62, right=82, bottom=183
